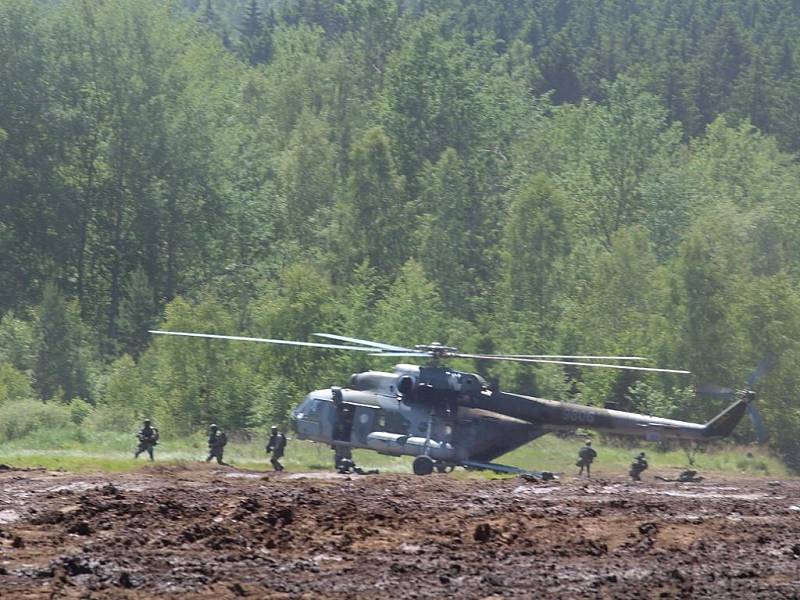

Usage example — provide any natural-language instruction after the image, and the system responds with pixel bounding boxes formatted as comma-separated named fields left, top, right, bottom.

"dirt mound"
left=1, top=469, right=798, bottom=598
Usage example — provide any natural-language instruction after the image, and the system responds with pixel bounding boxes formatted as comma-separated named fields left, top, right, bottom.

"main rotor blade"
left=452, top=353, right=690, bottom=374
left=149, top=330, right=376, bottom=351
left=369, top=352, right=432, bottom=358
left=493, top=354, right=648, bottom=361
left=313, top=333, right=413, bottom=352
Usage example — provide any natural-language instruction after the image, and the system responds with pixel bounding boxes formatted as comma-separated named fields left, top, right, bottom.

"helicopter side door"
left=332, top=402, right=356, bottom=443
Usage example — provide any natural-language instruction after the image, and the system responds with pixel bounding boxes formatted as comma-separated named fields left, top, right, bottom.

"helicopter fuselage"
left=290, top=364, right=748, bottom=470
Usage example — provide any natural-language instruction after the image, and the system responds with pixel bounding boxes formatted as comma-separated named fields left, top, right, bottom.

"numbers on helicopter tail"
left=563, top=409, right=595, bottom=425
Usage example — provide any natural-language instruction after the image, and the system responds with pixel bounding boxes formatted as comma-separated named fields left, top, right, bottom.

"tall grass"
left=0, top=425, right=790, bottom=477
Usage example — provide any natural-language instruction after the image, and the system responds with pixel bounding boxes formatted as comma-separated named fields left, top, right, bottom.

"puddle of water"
left=0, top=509, right=20, bottom=523
left=224, top=472, right=263, bottom=480
left=512, top=485, right=558, bottom=495
left=47, top=482, right=101, bottom=493
left=638, top=489, right=774, bottom=500
left=312, top=554, right=343, bottom=563
left=283, top=472, right=347, bottom=481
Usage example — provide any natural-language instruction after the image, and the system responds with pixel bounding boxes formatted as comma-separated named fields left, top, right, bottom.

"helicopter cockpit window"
left=297, top=397, right=324, bottom=421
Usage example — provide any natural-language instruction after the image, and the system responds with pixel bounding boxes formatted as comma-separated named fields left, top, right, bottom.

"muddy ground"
left=1, top=464, right=799, bottom=599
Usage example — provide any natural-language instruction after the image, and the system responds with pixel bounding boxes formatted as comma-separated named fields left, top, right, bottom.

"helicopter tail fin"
left=702, top=398, right=748, bottom=439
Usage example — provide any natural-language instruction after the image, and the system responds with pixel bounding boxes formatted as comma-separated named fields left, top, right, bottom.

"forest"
left=2, top=0, right=800, bottom=469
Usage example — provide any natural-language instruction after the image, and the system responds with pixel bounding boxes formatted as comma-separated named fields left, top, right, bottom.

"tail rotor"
left=696, top=357, right=772, bottom=444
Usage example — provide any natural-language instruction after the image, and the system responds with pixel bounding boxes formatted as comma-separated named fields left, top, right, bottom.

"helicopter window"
left=297, top=398, right=324, bottom=421
left=384, top=412, right=409, bottom=434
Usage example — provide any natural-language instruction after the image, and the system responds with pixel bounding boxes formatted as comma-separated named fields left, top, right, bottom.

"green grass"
left=499, top=435, right=790, bottom=477
left=0, top=431, right=790, bottom=477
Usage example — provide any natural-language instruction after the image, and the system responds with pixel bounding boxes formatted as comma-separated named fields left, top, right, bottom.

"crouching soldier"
left=629, top=452, right=648, bottom=481
left=206, top=424, right=228, bottom=465
left=134, top=419, right=159, bottom=461
left=266, top=426, right=287, bottom=471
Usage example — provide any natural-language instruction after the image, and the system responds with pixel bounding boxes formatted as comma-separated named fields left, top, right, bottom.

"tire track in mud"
left=1, top=466, right=799, bottom=598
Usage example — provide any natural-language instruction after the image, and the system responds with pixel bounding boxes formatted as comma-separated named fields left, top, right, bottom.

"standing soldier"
left=576, top=439, right=597, bottom=477
left=266, top=426, right=287, bottom=471
left=134, top=419, right=159, bottom=461
left=629, top=452, right=648, bottom=481
left=206, top=424, right=228, bottom=465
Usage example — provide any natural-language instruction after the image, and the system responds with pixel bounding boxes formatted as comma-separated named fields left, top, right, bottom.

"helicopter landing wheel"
left=434, top=461, right=454, bottom=473
left=412, top=455, right=434, bottom=476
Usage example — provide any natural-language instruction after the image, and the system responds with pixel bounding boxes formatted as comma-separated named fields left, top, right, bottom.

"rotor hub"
left=414, top=343, right=458, bottom=359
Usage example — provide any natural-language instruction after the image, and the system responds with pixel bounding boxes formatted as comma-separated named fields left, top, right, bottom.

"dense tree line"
left=2, top=0, right=800, bottom=469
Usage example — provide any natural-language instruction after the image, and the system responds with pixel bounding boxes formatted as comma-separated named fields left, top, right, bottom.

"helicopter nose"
left=289, top=412, right=299, bottom=435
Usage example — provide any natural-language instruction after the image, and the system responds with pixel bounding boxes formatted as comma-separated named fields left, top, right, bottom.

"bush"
left=0, top=399, right=73, bottom=442
left=69, top=398, right=93, bottom=425
left=0, top=363, right=35, bottom=404
left=83, top=404, right=138, bottom=434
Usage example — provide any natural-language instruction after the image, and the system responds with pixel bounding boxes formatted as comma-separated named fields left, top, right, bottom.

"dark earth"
left=1, top=464, right=799, bottom=598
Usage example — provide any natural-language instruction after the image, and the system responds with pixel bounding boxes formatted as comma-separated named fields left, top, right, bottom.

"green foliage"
left=117, top=268, right=158, bottom=358
left=0, top=363, right=35, bottom=404
left=34, top=282, right=92, bottom=402
left=0, top=399, right=73, bottom=442
left=0, top=312, right=36, bottom=372
left=331, top=126, right=409, bottom=277
left=416, top=148, right=491, bottom=318
left=5, top=0, right=800, bottom=471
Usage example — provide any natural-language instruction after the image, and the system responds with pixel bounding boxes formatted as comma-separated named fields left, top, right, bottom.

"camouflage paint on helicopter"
left=150, top=331, right=760, bottom=476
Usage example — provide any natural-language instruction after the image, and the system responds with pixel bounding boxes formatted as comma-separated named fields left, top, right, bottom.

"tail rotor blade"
left=746, top=402, right=768, bottom=443
left=695, top=383, right=735, bottom=399
left=747, top=354, right=775, bottom=388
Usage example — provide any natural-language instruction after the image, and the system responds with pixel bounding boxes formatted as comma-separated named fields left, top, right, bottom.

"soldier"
left=629, top=451, right=648, bottom=481
left=134, top=419, right=159, bottom=461
left=336, top=457, right=379, bottom=475
left=677, top=469, right=703, bottom=483
left=205, top=424, right=228, bottom=465
left=576, top=439, right=597, bottom=477
left=265, top=425, right=287, bottom=471
left=333, top=444, right=352, bottom=471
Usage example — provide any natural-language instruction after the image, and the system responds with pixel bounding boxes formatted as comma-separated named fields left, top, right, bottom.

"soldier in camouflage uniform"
left=265, top=426, right=287, bottom=471
left=134, top=419, right=159, bottom=461
left=629, top=452, right=648, bottom=481
left=576, top=440, right=597, bottom=477
left=205, top=424, right=228, bottom=465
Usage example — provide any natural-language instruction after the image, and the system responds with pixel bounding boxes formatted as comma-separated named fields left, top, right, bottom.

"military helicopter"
left=150, top=330, right=762, bottom=476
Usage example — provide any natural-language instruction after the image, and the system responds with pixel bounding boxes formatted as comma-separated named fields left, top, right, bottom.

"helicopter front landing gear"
left=435, top=461, right=454, bottom=473
left=412, top=455, right=434, bottom=476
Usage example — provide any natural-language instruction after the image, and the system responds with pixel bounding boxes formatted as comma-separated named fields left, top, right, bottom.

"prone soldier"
left=266, top=425, right=287, bottom=471
left=206, top=424, right=228, bottom=465
left=134, top=419, right=159, bottom=461
left=336, top=457, right=379, bottom=475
